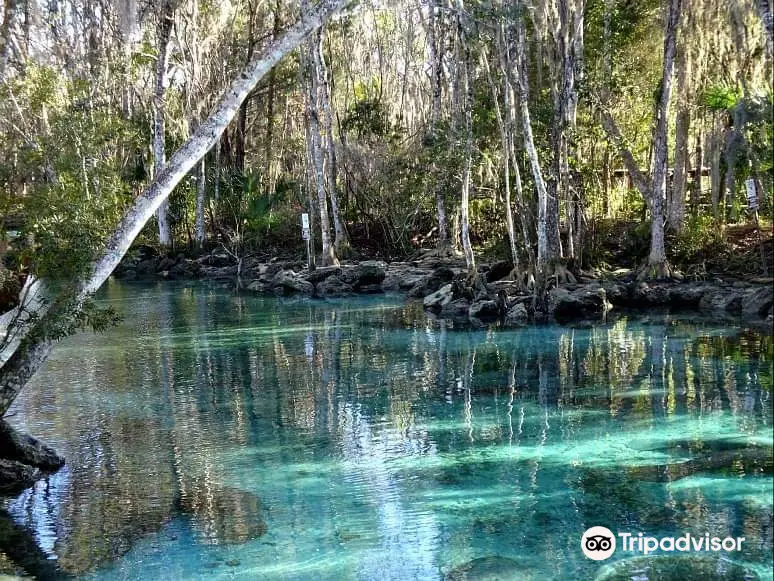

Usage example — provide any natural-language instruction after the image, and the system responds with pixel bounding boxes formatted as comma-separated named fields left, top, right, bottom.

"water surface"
left=2, top=281, right=772, bottom=580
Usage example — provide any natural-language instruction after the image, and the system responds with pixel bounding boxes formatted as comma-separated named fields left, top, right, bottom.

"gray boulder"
left=485, top=260, right=513, bottom=283
left=668, top=282, right=708, bottom=306
left=135, top=258, right=158, bottom=276
left=316, top=275, right=354, bottom=297
left=468, top=299, right=501, bottom=322
left=741, top=284, right=774, bottom=319
left=440, top=298, right=471, bottom=319
left=407, top=266, right=456, bottom=298
left=382, top=265, right=430, bottom=291
left=272, top=271, right=314, bottom=296
left=632, top=282, right=671, bottom=305
left=549, top=284, right=611, bottom=322
left=169, top=259, right=200, bottom=279
left=341, top=261, right=386, bottom=289
left=423, top=283, right=453, bottom=311
left=504, top=303, right=529, bottom=327
left=246, top=280, right=271, bottom=293
left=699, top=288, right=744, bottom=314
left=304, top=266, right=342, bottom=284
left=601, top=281, right=629, bottom=304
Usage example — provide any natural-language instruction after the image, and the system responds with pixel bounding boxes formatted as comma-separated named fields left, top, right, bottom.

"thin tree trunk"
left=264, top=0, right=282, bottom=191
left=195, top=157, right=206, bottom=248
left=313, top=30, right=347, bottom=255
left=483, top=47, right=519, bottom=270
left=668, top=43, right=690, bottom=233
left=691, top=131, right=702, bottom=215
left=0, top=0, right=350, bottom=418
left=603, top=144, right=611, bottom=217
left=648, top=0, right=682, bottom=271
left=0, top=0, right=14, bottom=78
left=710, top=117, right=722, bottom=221
left=154, top=0, right=174, bottom=249
left=457, top=8, right=475, bottom=275
left=305, top=32, right=338, bottom=266
left=426, top=0, right=450, bottom=251
left=235, top=5, right=256, bottom=176
left=757, top=0, right=774, bottom=57
left=515, top=10, right=558, bottom=277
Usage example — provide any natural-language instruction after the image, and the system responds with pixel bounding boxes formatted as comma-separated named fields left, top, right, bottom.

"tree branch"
left=597, top=106, right=652, bottom=200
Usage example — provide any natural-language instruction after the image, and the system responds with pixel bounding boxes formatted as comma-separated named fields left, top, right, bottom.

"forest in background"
left=0, top=0, right=771, bottom=290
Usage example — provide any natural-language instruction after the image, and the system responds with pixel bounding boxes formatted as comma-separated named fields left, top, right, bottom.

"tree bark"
left=0, top=0, right=350, bottom=418
left=0, top=0, right=15, bottom=78
left=457, top=6, right=476, bottom=275
left=598, top=0, right=682, bottom=277
left=691, top=131, right=702, bottom=215
left=313, top=29, right=347, bottom=255
left=305, top=31, right=338, bottom=267
left=425, top=0, right=450, bottom=251
left=668, top=42, right=690, bottom=233
left=195, top=157, right=206, bottom=248
left=483, top=47, right=519, bottom=270
left=515, top=12, right=552, bottom=272
left=648, top=0, right=682, bottom=270
left=757, top=0, right=774, bottom=57
left=669, top=110, right=689, bottom=232
left=710, top=116, right=722, bottom=221
left=154, top=0, right=175, bottom=249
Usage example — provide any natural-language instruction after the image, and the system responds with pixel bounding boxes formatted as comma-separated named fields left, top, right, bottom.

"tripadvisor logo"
left=581, top=526, right=745, bottom=561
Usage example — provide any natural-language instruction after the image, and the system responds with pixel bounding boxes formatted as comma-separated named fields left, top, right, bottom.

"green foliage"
left=669, top=215, right=727, bottom=266
left=703, top=83, right=742, bottom=111
left=0, top=64, right=145, bottom=283
left=342, top=97, right=400, bottom=141
left=29, top=296, right=123, bottom=343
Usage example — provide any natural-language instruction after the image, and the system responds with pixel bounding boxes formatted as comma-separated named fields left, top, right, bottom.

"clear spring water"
left=1, top=281, right=772, bottom=580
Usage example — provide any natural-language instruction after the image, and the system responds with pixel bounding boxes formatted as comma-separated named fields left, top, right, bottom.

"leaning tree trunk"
left=154, top=0, right=175, bottom=249
left=0, top=0, right=350, bottom=421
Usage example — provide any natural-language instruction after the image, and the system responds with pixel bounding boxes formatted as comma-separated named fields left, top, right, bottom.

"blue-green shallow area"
left=1, top=280, right=772, bottom=580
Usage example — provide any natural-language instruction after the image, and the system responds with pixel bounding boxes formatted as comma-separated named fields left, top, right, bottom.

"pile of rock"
left=113, top=248, right=774, bottom=328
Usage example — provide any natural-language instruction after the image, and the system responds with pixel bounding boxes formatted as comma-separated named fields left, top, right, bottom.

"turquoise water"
left=1, top=281, right=772, bottom=580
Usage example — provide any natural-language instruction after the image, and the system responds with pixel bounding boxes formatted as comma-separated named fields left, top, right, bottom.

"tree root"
left=636, top=261, right=677, bottom=281
left=0, top=420, right=64, bottom=495
left=507, top=267, right=535, bottom=293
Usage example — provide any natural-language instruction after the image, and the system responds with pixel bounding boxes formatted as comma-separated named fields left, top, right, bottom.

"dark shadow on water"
left=0, top=509, right=71, bottom=580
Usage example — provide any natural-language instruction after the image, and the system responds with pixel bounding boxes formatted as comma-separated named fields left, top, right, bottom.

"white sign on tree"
left=745, top=178, right=759, bottom=210
left=301, top=213, right=310, bottom=240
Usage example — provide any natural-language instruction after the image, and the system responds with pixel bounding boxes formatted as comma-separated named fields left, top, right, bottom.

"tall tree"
left=313, top=29, right=348, bottom=255
left=425, top=0, right=451, bottom=252
left=599, top=0, right=683, bottom=279
left=456, top=0, right=476, bottom=275
left=668, top=27, right=690, bottom=233
left=304, top=27, right=339, bottom=266
left=154, top=0, right=176, bottom=249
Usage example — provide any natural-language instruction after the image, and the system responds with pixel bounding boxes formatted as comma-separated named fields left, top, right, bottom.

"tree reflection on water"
left=0, top=282, right=771, bottom=579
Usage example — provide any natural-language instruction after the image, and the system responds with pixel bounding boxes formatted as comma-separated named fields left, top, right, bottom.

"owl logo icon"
left=581, top=526, right=616, bottom=560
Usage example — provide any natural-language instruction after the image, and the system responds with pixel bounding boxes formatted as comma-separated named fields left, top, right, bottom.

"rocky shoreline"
left=115, top=248, right=774, bottom=331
